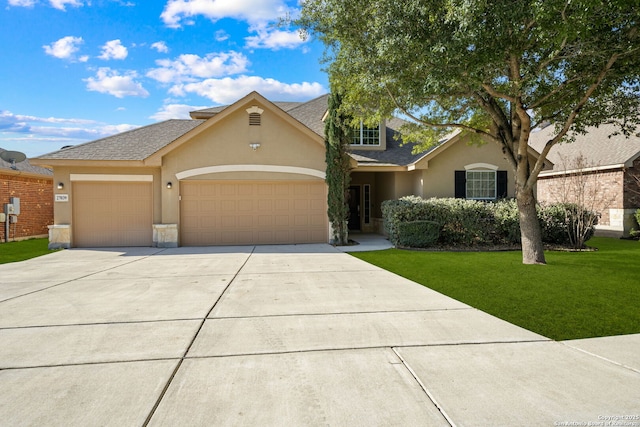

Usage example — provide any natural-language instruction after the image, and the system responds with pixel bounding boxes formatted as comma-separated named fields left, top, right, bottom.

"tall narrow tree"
left=325, top=90, right=352, bottom=245
left=300, top=0, right=640, bottom=264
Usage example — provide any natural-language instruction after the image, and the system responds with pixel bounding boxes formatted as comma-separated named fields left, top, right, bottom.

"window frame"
left=465, top=169, right=497, bottom=200
left=350, top=121, right=381, bottom=146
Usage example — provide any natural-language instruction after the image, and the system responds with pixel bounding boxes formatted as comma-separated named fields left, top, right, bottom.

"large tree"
left=300, top=0, right=640, bottom=264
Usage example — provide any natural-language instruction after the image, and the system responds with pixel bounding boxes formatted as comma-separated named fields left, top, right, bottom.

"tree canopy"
left=300, top=0, right=640, bottom=264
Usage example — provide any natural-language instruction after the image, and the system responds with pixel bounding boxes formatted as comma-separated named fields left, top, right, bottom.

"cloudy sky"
left=0, top=0, right=328, bottom=157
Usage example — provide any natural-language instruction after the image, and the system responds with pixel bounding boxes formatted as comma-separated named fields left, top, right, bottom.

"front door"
left=348, top=185, right=361, bottom=231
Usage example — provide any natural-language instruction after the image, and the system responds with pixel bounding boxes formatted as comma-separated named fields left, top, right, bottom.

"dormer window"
left=246, top=106, right=264, bottom=126
left=351, top=121, right=380, bottom=146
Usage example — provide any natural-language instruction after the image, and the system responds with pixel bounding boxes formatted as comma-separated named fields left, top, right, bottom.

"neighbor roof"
left=35, top=119, right=205, bottom=161
left=529, top=123, right=640, bottom=172
left=0, top=148, right=52, bottom=176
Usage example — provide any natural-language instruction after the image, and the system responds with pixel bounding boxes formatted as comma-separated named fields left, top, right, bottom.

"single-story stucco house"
left=32, top=91, right=544, bottom=249
left=1, top=148, right=54, bottom=242
left=529, top=123, right=640, bottom=237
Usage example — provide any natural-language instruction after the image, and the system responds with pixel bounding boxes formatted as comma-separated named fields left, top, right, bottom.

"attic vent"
left=249, top=112, right=261, bottom=126
left=246, top=105, right=264, bottom=126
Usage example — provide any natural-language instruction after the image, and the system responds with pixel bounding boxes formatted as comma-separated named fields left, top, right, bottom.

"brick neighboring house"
left=529, top=124, right=640, bottom=237
left=1, top=148, right=54, bottom=242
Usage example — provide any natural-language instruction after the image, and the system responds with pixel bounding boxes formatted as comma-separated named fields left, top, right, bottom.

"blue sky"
left=0, top=0, right=328, bottom=157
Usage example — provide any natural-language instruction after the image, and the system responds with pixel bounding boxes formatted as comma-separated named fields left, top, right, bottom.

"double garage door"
left=180, top=181, right=328, bottom=246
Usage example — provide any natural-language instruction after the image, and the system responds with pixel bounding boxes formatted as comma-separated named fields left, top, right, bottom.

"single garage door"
left=181, top=181, right=327, bottom=246
left=73, top=182, right=153, bottom=247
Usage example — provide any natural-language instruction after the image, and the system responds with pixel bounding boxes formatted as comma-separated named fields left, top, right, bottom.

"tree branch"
left=481, top=83, right=516, bottom=103
left=384, top=86, right=496, bottom=140
left=527, top=52, right=623, bottom=189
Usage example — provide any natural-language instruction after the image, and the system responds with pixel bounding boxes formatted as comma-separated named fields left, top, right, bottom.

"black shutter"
left=454, top=170, right=466, bottom=198
left=497, top=170, right=508, bottom=198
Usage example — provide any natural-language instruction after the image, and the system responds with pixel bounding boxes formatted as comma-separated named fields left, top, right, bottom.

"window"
left=455, top=166, right=507, bottom=200
left=466, top=170, right=496, bottom=200
left=351, top=121, right=380, bottom=146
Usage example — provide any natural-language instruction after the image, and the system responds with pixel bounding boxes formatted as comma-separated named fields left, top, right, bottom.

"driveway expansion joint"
left=142, top=245, right=256, bottom=427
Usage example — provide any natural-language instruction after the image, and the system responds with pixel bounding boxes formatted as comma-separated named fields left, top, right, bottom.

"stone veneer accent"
left=48, top=224, right=70, bottom=249
left=153, top=224, right=178, bottom=248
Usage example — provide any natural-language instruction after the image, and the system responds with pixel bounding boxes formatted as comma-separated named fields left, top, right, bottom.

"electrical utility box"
left=9, top=197, right=20, bottom=215
left=3, top=204, right=13, bottom=215
left=0, top=213, right=5, bottom=222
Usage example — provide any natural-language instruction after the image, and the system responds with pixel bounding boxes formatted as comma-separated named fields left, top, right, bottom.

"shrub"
left=383, top=196, right=598, bottom=249
left=397, top=220, right=441, bottom=248
left=538, top=203, right=598, bottom=247
left=491, top=198, right=521, bottom=244
left=382, top=197, right=498, bottom=246
left=631, top=209, right=640, bottom=239
left=538, top=203, right=570, bottom=245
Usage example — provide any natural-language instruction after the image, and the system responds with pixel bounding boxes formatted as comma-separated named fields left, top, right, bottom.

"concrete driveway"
left=0, top=244, right=638, bottom=426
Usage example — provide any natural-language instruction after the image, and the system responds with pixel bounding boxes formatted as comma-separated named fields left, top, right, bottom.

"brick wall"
left=536, top=169, right=624, bottom=226
left=0, top=173, right=53, bottom=241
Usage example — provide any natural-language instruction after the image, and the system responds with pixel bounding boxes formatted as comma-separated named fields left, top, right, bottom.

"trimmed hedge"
left=397, top=220, right=441, bottom=248
left=382, top=196, right=597, bottom=248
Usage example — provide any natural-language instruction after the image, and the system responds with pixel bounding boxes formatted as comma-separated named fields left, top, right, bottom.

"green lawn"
left=0, top=238, right=56, bottom=264
left=351, top=237, right=640, bottom=341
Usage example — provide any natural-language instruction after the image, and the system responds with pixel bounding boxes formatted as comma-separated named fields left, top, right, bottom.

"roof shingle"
left=36, top=119, right=205, bottom=161
left=529, top=123, right=640, bottom=171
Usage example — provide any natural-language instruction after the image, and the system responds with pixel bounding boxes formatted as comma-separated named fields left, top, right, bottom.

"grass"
left=351, top=237, right=640, bottom=341
left=0, top=238, right=57, bottom=264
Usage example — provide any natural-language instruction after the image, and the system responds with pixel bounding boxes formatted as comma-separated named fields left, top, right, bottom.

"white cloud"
left=160, top=0, right=292, bottom=28
left=43, top=36, right=84, bottom=60
left=85, top=68, right=150, bottom=98
left=151, top=41, right=169, bottom=53
left=150, top=103, right=210, bottom=121
left=171, top=75, right=325, bottom=104
left=245, top=26, right=306, bottom=50
left=99, top=39, right=129, bottom=60
left=146, top=51, right=249, bottom=84
left=8, top=0, right=36, bottom=7
left=0, top=109, right=139, bottom=157
left=49, top=0, right=84, bottom=10
left=214, top=29, right=229, bottom=42
left=9, top=0, right=88, bottom=9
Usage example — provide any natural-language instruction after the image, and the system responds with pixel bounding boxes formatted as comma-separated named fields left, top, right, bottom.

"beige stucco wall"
left=417, top=137, right=516, bottom=198
left=160, top=99, right=327, bottom=224
left=51, top=166, right=162, bottom=224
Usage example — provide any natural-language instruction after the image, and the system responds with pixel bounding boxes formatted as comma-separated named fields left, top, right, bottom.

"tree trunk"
left=516, top=187, right=546, bottom=265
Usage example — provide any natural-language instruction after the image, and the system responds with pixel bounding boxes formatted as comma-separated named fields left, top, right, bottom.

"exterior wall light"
left=249, top=143, right=261, bottom=151
left=57, top=182, right=64, bottom=189
left=166, top=182, right=172, bottom=189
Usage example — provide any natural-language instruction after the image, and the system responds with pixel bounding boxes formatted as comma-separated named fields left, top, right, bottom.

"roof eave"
left=353, top=164, right=407, bottom=172
left=29, top=159, right=149, bottom=168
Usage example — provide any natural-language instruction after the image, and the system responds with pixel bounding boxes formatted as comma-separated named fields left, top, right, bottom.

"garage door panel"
left=73, top=182, right=152, bottom=247
left=181, top=181, right=327, bottom=246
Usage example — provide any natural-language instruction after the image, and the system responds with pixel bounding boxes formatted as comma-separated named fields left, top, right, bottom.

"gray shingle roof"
left=529, top=123, right=640, bottom=171
left=349, top=117, right=428, bottom=167
left=0, top=148, right=53, bottom=175
left=36, top=119, right=205, bottom=161
left=32, top=93, right=431, bottom=167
